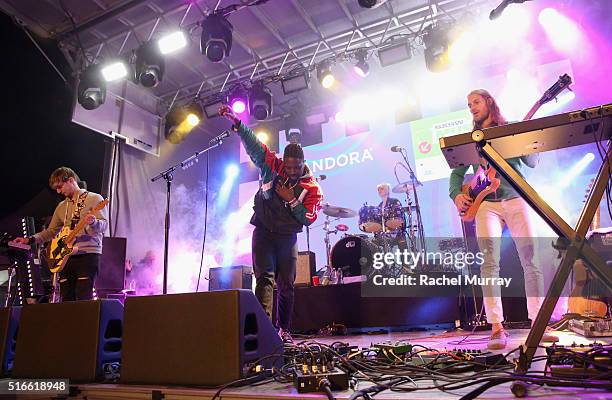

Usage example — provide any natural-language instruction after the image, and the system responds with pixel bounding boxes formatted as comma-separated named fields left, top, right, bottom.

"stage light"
left=281, top=69, right=310, bottom=94
left=158, top=30, right=188, bottom=55
left=135, top=41, right=165, bottom=88
left=353, top=49, right=370, bottom=78
left=249, top=82, right=273, bottom=120
left=101, top=60, right=128, bottom=82
left=256, top=130, right=269, bottom=143
left=225, top=164, right=239, bottom=178
left=77, top=64, right=106, bottom=110
left=317, top=61, right=335, bottom=89
left=357, top=0, right=389, bottom=8
left=228, top=86, right=248, bottom=114
left=377, top=39, right=412, bottom=67
left=165, top=101, right=203, bottom=144
left=184, top=102, right=203, bottom=126
left=203, top=98, right=225, bottom=119
left=423, top=24, right=451, bottom=73
left=200, top=13, right=233, bottom=62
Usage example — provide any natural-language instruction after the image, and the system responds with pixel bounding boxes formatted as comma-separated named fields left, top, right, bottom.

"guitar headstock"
left=539, top=73, right=573, bottom=105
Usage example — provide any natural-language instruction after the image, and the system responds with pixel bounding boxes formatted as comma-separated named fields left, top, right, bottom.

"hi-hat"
left=322, top=204, right=357, bottom=218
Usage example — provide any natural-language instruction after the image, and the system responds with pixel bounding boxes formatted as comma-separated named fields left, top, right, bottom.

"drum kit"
left=319, top=181, right=425, bottom=283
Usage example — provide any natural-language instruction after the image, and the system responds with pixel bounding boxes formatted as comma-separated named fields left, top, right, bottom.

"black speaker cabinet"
left=209, top=265, right=253, bottom=290
left=0, top=307, right=20, bottom=375
left=97, top=237, right=127, bottom=292
left=12, top=300, right=123, bottom=382
left=120, top=290, right=283, bottom=386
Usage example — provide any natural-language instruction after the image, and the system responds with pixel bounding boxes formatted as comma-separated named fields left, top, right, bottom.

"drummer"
left=377, top=183, right=408, bottom=252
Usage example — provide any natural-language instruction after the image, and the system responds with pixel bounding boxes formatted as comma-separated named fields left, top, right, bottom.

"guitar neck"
left=65, top=218, right=90, bottom=243
left=523, top=101, right=542, bottom=122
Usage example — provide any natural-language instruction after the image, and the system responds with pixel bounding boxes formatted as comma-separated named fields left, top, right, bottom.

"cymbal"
left=392, top=180, right=422, bottom=193
left=322, top=204, right=357, bottom=218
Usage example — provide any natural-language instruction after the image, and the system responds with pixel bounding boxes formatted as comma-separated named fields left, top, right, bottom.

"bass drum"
left=331, top=235, right=381, bottom=277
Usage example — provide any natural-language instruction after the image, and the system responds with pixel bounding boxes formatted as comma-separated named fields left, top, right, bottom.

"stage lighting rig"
left=249, top=81, right=273, bottom=120
left=135, top=41, right=165, bottom=88
left=77, top=64, right=106, bottom=110
left=200, top=12, right=233, bottom=62
left=423, top=23, right=452, bottom=73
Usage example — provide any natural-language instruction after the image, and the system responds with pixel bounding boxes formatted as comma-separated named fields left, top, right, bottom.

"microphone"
left=489, top=0, right=527, bottom=20
left=209, top=130, right=231, bottom=144
left=390, top=146, right=404, bottom=152
left=316, top=174, right=327, bottom=182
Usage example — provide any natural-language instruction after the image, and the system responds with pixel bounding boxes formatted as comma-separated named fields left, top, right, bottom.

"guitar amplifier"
left=209, top=265, right=253, bottom=291
left=296, top=251, right=316, bottom=287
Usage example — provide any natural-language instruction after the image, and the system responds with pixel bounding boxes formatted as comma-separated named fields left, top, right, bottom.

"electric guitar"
left=48, top=198, right=109, bottom=273
left=459, top=73, right=573, bottom=221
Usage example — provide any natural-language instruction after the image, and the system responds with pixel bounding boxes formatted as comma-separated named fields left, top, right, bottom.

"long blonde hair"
left=468, top=89, right=506, bottom=129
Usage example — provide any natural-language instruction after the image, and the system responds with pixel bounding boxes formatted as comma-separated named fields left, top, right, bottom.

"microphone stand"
left=394, top=149, right=426, bottom=253
left=151, top=140, right=223, bottom=295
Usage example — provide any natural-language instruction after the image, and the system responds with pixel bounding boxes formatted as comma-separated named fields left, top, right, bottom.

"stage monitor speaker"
left=0, top=307, right=20, bottom=375
left=97, top=237, right=127, bottom=292
left=12, top=300, right=123, bottom=382
left=120, top=290, right=283, bottom=386
left=296, top=251, right=315, bottom=286
left=209, top=265, right=253, bottom=290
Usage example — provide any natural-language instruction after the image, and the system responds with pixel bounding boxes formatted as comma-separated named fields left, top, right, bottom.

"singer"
left=219, top=105, right=323, bottom=342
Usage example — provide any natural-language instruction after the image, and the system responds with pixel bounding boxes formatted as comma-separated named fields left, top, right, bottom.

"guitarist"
left=14, top=167, right=108, bottom=301
left=448, top=89, right=557, bottom=350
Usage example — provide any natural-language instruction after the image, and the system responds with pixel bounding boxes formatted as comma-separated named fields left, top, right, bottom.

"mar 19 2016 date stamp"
left=0, top=379, right=69, bottom=395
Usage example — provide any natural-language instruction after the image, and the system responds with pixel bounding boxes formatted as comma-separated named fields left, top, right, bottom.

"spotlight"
left=200, top=13, right=233, bottom=62
left=353, top=49, right=370, bottom=78
left=378, top=39, right=412, bottom=67
left=249, top=82, right=273, bottom=120
left=357, top=0, right=389, bottom=8
left=202, top=97, right=225, bottom=119
left=158, top=30, right=188, bottom=55
left=225, top=164, right=239, bottom=178
left=101, top=60, right=129, bottom=82
left=423, top=24, right=451, bottom=73
left=228, top=86, right=248, bottom=114
left=317, top=61, right=335, bottom=89
left=135, top=41, right=165, bottom=88
left=184, top=102, right=203, bottom=126
left=256, top=130, right=269, bottom=143
left=164, top=101, right=203, bottom=144
left=281, top=69, right=310, bottom=94
left=77, top=64, right=106, bottom=110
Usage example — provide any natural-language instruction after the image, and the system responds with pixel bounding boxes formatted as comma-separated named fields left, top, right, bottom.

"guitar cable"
left=195, top=153, right=210, bottom=292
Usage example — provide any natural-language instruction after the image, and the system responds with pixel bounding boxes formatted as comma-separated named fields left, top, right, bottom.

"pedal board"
left=569, top=318, right=612, bottom=337
left=411, top=348, right=509, bottom=371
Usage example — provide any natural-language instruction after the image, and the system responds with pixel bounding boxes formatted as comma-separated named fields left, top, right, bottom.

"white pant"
left=475, top=198, right=544, bottom=324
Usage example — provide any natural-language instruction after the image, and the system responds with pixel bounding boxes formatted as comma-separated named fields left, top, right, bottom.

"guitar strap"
left=69, top=191, right=89, bottom=230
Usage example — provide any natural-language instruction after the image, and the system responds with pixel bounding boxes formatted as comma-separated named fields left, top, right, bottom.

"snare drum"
left=358, top=205, right=382, bottom=233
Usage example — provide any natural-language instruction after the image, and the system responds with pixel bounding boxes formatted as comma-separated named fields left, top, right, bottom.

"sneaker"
left=542, top=327, right=559, bottom=343
left=487, top=329, right=509, bottom=350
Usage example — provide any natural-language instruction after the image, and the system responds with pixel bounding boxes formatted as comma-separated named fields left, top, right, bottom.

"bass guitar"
left=459, top=73, right=573, bottom=221
left=48, top=199, right=108, bottom=273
